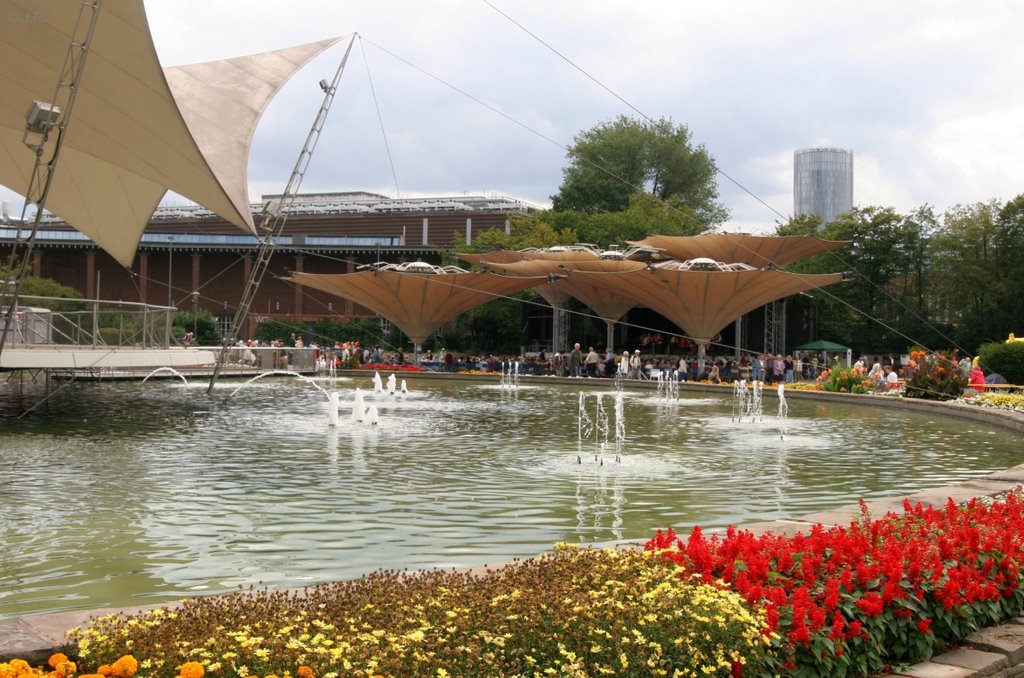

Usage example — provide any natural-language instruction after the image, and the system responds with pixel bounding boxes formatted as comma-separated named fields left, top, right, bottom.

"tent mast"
left=0, top=0, right=102, bottom=357
left=206, top=35, right=355, bottom=394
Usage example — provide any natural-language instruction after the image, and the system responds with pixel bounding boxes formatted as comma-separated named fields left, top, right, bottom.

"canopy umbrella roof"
left=593, top=262, right=844, bottom=344
left=488, top=257, right=844, bottom=344
left=629, top=233, right=849, bottom=268
left=287, top=263, right=546, bottom=346
left=455, top=251, right=579, bottom=309
left=0, top=0, right=342, bottom=265
left=483, top=258, right=642, bottom=325
left=793, top=339, right=850, bottom=352
left=456, top=244, right=661, bottom=268
left=455, top=246, right=665, bottom=313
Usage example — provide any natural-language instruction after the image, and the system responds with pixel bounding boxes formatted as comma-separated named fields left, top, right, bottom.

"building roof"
left=0, top=0, right=341, bottom=265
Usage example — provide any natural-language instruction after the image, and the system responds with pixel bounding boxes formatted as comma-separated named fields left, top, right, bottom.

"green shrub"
left=977, top=340, right=1024, bottom=384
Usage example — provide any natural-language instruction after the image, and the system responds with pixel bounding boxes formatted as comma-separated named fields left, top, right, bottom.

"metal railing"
left=0, top=294, right=174, bottom=350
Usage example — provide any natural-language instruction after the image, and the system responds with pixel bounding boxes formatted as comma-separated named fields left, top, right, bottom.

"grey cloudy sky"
left=4, top=1, right=1023, bottom=234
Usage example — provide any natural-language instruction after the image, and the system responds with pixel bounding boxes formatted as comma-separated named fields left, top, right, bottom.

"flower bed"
left=356, top=363, right=422, bottom=372
left=647, top=491, right=1024, bottom=676
left=12, top=546, right=768, bottom=677
left=5, top=491, right=1024, bottom=676
left=965, top=392, right=1024, bottom=411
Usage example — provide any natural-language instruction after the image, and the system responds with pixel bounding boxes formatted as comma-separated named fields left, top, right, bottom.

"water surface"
left=1, top=375, right=1019, bottom=619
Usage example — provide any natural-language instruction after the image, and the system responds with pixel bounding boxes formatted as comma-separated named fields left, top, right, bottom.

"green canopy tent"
left=794, top=339, right=851, bottom=371
left=794, top=340, right=849, bottom=352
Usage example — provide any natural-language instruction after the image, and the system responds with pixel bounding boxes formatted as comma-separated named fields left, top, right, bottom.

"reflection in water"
left=1, top=376, right=1021, bottom=619
left=575, top=466, right=625, bottom=542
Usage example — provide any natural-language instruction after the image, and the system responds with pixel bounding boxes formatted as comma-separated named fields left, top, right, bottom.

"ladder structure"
left=763, top=299, right=786, bottom=357
left=0, top=0, right=102, bottom=357
left=207, top=35, right=355, bottom=394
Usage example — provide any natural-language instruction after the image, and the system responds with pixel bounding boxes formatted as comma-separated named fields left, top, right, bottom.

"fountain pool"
left=1, top=375, right=1020, bottom=619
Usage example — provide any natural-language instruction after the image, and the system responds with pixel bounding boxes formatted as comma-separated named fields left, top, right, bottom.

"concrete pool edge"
left=3, top=385, right=1023, bottom=667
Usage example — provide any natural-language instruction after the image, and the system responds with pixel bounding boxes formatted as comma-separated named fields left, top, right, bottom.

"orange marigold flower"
left=98, top=665, right=113, bottom=676
left=177, top=662, right=205, bottom=678
left=51, top=660, right=78, bottom=678
left=48, top=655, right=70, bottom=669
left=111, top=656, right=139, bottom=678
left=297, top=668, right=314, bottom=678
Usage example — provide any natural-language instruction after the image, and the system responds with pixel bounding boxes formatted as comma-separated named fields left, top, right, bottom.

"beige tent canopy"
left=481, top=256, right=844, bottom=347
left=0, top=0, right=342, bottom=266
left=458, top=244, right=660, bottom=266
left=576, top=261, right=844, bottom=346
left=482, top=258, right=642, bottom=325
left=630, top=233, right=849, bottom=268
left=287, top=263, right=547, bottom=346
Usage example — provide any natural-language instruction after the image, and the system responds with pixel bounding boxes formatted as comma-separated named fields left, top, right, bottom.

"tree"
left=928, top=200, right=1002, bottom=351
left=0, top=265, right=82, bottom=312
left=0, top=265, right=82, bottom=300
left=551, top=115, right=728, bottom=226
left=774, top=212, right=823, bottom=237
left=992, top=195, right=1024, bottom=339
left=459, top=212, right=577, bottom=253
left=173, top=310, right=219, bottom=346
left=574, top=193, right=707, bottom=246
left=779, top=206, right=934, bottom=354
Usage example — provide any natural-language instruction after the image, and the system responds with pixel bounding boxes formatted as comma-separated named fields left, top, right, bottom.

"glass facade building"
left=793, top=147, right=854, bottom=226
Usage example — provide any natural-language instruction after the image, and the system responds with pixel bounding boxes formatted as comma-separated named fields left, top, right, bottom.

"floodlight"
left=262, top=199, right=282, bottom=218
left=25, top=101, right=60, bottom=133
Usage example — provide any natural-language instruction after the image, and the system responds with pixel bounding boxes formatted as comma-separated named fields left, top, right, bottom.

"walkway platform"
left=0, top=346, right=217, bottom=371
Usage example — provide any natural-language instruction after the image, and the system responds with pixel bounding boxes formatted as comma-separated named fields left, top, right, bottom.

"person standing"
left=604, top=346, right=617, bottom=377
left=569, top=342, right=583, bottom=377
left=585, top=346, right=600, bottom=377
left=550, top=351, right=563, bottom=376
left=751, top=354, right=763, bottom=382
left=628, top=349, right=642, bottom=379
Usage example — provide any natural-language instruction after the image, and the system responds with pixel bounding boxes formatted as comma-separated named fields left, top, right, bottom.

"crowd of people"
left=223, top=334, right=1005, bottom=395
left=522, top=345, right=845, bottom=383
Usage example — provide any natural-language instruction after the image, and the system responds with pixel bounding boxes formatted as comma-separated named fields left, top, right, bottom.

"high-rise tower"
left=793, top=147, right=854, bottom=226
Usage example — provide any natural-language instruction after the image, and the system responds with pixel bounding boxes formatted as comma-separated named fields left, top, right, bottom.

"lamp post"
left=167, top=236, right=174, bottom=308
left=192, top=291, right=199, bottom=339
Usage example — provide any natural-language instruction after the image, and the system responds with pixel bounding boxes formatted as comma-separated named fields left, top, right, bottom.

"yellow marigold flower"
left=177, top=661, right=205, bottom=678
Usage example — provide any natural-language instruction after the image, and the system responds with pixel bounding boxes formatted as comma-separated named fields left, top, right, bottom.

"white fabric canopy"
left=0, top=0, right=342, bottom=265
